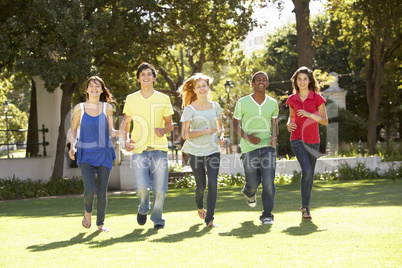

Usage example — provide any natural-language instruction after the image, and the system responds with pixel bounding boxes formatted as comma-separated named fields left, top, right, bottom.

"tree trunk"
left=292, top=0, right=314, bottom=69
left=26, top=78, right=39, bottom=157
left=187, top=49, right=206, bottom=74
left=51, top=78, right=85, bottom=179
left=366, top=37, right=384, bottom=155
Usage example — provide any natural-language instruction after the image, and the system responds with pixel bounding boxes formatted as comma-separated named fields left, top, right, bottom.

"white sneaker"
left=261, top=217, right=274, bottom=225
left=242, top=192, right=257, bottom=208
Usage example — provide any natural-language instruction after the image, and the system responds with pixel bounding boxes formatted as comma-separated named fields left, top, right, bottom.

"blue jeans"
left=132, top=150, right=168, bottom=226
left=290, top=140, right=320, bottom=208
left=189, top=153, right=220, bottom=224
left=80, top=162, right=111, bottom=226
left=242, top=147, right=276, bottom=217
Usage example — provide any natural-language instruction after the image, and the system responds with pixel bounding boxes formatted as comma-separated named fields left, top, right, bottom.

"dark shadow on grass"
left=27, top=231, right=100, bottom=252
left=151, top=223, right=210, bottom=243
left=282, top=220, right=326, bottom=236
left=88, top=228, right=158, bottom=248
left=219, top=220, right=272, bottom=239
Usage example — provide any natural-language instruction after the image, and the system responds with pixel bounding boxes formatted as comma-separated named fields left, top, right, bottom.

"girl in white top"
left=179, top=73, right=226, bottom=228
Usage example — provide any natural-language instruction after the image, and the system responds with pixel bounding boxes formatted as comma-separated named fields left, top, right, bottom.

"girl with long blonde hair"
left=178, top=73, right=226, bottom=228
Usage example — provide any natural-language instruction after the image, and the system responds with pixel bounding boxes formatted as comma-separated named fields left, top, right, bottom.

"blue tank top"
left=76, top=103, right=116, bottom=170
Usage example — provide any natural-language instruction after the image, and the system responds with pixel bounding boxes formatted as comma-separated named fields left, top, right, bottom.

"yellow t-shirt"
left=123, top=90, right=174, bottom=154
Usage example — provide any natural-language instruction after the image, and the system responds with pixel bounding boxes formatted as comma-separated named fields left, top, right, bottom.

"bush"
left=277, top=106, right=368, bottom=157
left=169, top=173, right=196, bottom=189
left=0, top=176, right=84, bottom=201
left=378, top=141, right=402, bottom=161
left=277, top=113, right=293, bottom=157
left=381, top=165, right=402, bottom=180
left=169, top=163, right=184, bottom=172
left=2, top=162, right=400, bottom=199
left=336, top=162, right=380, bottom=180
left=218, top=173, right=245, bottom=186
left=336, top=109, right=368, bottom=143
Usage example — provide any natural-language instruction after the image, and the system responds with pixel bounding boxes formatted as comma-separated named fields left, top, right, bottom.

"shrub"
left=169, top=173, right=196, bottom=189
left=2, top=162, right=400, bottom=199
left=378, top=141, right=402, bottom=161
left=0, top=176, right=84, bottom=201
left=381, top=165, right=402, bottom=180
left=336, top=162, right=380, bottom=180
left=218, top=173, right=245, bottom=186
left=314, top=169, right=340, bottom=181
left=329, top=108, right=368, bottom=143
left=277, top=113, right=293, bottom=157
left=169, top=163, right=184, bottom=173
left=275, top=173, right=296, bottom=183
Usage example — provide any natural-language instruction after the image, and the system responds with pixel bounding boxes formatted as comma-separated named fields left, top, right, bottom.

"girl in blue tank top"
left=69, top=76, right=125, bottom=232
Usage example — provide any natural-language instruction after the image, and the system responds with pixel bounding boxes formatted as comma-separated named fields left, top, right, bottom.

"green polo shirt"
left=233, top=94, right=279, bottom=154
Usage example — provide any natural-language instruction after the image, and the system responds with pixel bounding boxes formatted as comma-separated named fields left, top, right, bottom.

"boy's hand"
left=246, top=132, right=261, bottom=145
left=125, top=139, right=135, bottom=151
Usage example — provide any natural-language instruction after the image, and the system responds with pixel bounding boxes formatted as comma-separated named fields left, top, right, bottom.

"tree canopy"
left=328, top=0, right=402, bottom=154
left=0, top=0, right=256, bottom=177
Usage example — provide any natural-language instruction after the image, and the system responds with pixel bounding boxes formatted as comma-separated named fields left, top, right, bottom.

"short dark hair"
left=252, top=71, right=269, bottom=83
left=136, top=62, right=157, bottom=79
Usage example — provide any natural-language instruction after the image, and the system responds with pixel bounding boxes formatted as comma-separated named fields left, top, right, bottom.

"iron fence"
left=0, top=124, right=49, bottom=157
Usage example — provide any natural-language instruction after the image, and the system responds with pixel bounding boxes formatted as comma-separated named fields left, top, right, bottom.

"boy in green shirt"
left=233, top=71, right=279, bottom=224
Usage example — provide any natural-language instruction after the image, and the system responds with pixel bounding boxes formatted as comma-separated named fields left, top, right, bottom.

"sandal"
left=300, top=207, right=312, bottom=220
left=207, top=221, right=218, bottom=228
left=82, top=215, right=91, bottom=229
left=197, top=208, right=206, bottom=219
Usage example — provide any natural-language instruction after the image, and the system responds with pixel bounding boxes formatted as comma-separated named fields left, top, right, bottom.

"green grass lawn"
left=0, top=149, right=26, bottom=159
left=1, top=179, right=401, bottom=267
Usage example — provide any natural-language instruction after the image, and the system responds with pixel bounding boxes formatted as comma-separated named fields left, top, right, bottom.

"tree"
left=329, top=0, right=402, bottom=154
left=263, top=0, right=316, bottom=68
left=1, top=0, right=257, bottom=178
left=145, top=0, right=256, bottom=108
left=262, top=14, right=348, bottom=94
left=263, top=24, right=298, bottom=95
left=1, top=0, right=152, bottom=178
left=127, top=0, right=257, bottom=149
left=0, top=70, right=29, bottom=147
left=0, top=102, right=28, bottom=145
left=255, top=0, right=316, bottom=68
left=26, top=78, right=39, bottom=157
left=292, top=0, right=315, bottom=68
left=259, top=15, right=373, bottom=154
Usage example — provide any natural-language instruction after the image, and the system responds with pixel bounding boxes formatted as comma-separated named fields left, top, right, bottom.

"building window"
left=254, top=36, right=263, bottom=45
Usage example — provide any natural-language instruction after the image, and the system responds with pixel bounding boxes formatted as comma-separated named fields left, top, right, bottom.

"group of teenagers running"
left=68, top=62, right=328, bottom=232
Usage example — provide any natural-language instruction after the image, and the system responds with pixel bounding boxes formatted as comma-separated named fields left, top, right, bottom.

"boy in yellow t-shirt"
left=121, top=62, right=174, bottom=229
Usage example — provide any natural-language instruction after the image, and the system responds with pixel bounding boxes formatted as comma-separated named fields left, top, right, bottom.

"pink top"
left=286, top=90, right=326, bottom=143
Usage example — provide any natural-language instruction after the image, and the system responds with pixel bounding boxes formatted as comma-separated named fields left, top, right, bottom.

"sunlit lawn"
left=0, top=149, right=26, bottom=159
left=1, top=179, right=401, bottom=267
